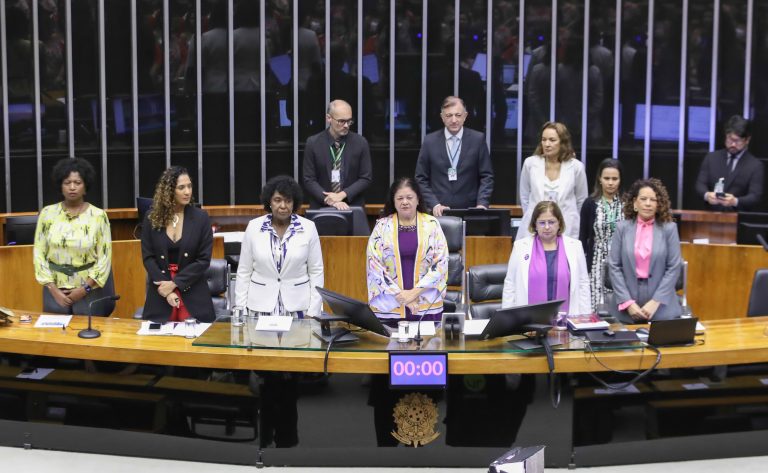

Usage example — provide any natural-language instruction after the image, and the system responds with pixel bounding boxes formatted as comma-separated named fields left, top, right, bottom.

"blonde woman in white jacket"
left=502, top=201, right=590, bottom=315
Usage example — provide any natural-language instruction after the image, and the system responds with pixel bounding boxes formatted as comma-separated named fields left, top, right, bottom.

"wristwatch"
left=82, top=283, right=92, bottom=294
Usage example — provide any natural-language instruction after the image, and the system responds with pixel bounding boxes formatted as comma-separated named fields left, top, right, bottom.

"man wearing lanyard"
left=695, top=114, right=764, bottom=211
left=302, top=100, right=373, bottom=209
left=415, top=96, right=494, bottom=216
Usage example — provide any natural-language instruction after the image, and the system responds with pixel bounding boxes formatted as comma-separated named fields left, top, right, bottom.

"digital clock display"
left=389, top=352, right=448, bottom=388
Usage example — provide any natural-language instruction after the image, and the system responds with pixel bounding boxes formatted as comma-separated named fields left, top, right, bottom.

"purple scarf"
left=528, top=235, right=571, bottom=312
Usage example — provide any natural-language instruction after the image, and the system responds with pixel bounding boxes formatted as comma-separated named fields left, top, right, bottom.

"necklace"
left=63, top=201, right=86, bottom=220
left=172, top=213, right=181, bottom=228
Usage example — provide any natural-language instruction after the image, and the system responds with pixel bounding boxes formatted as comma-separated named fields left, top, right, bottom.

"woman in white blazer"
left=502, top=201, right=591, bottom=315
left=517, top=121, right=589, bottom=241
left=235, top=176, right=324, bottom=317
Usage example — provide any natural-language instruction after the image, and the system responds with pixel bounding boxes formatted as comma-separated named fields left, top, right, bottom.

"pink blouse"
left=618, top=218, right=654, bottom=310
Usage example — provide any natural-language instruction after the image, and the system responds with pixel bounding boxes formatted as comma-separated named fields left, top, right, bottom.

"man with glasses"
left=303, top=100, right=372, bottom=210
left=695, top=115, right=764, bottom=211
left=415, top=96, right=494, bottom=216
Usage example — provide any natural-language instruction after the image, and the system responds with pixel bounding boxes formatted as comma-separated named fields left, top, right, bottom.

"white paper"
left=16, top=367, right=55, bottom=380
left=463, top=319, right=490, bottom=336
left=255, top=315, right=293, bottom=332
left=594, top=384, right=640, bottom=395
left=34, top=315, right=72, bottom=328
left=213, top=231, right=245, bottom=243
left=388, top=321, right=436, bottom=339
left=759, top=378, right=768, bottom=386
left=136, top=321, right=211, bottom=337
left=682, top=383, right=710, bottom=390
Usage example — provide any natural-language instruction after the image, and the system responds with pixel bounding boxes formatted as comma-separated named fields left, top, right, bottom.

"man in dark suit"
left=695, top=115, right=764, bottom=211
left=415, top=96, right=494, bottom=216
left=302, top=99, right=372, bottom=209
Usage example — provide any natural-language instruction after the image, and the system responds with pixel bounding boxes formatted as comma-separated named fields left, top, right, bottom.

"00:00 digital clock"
left=389, top=352, right=448, bottom=388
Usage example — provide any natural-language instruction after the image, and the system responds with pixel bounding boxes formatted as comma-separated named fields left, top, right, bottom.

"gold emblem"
left=391, top=392, right=440, bottom=447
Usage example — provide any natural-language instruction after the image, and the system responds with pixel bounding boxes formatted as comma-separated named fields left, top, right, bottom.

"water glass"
left=184, top=318, right=198, bottom=339
left=397, top=321, right=410, bottom=343
left=231, top=306, right=245, bottom=327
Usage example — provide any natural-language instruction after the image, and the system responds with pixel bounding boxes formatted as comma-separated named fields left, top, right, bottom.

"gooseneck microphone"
left=78, top=294, right=121, bottom=339
left=413, top=289, right=443, bottom=349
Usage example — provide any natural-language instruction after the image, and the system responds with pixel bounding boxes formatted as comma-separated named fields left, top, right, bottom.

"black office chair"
left=436, top=216, right=466, bottom=313
left=306, top=210, right=353, bottom=236
left=747, top=269, right=768, bottom=317
left=4, top=215, right=39, bottom=245
left=41, top=270, right=117, bottom=316
left=467, top=263, right=507, bottom=320
left=598, top=260, right=690, bottom=320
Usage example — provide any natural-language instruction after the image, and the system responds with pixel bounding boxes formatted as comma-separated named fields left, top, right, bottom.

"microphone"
left=78, top=294, right=121, bottom=339
left=412, top=289, right=443, bottom=349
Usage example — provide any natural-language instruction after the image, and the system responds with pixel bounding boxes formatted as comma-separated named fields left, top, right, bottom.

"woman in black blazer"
left=579, top=158, right=623, bottom=312
left=141, top=166, right=215, bottom=323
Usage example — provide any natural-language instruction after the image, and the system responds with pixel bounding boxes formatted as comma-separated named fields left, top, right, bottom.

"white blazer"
left=517, top=155, right=588, bottom=240
left=235, top=215, right=324, bottom=317
left=501, top=235, right=591, bottom=315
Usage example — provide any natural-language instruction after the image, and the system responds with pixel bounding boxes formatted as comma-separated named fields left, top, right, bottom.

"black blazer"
left=579, top=197, right=598, bottom=270
left=141, top=205, right=215, bottom=323
left=695, top=149, right=764, bottom=211
left=414, top=127, right=494, bottom=210
left=302, top=129, right=373, bottom=209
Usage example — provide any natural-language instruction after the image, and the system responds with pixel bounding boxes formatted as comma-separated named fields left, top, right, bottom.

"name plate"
left=254, top=316, right=293, bottom=332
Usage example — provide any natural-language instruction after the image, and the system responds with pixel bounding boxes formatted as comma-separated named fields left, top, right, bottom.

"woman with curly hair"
left=607, top=178, right=682, bottom=324
left=34, top=158, right=114, bottom=315
left=141, top=166, right=214, bottom=322
left=235, top=175, right=324, bottom=317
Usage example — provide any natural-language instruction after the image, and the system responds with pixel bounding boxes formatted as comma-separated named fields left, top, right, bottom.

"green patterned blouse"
left=33, top=203, right=112, bottom=289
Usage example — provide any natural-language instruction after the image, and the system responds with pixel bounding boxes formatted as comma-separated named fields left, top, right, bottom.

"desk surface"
left=0, top=313, right=766, bottom=375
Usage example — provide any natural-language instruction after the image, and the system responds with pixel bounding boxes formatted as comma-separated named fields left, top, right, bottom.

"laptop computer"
left=647, top=317, right=698, bottom=347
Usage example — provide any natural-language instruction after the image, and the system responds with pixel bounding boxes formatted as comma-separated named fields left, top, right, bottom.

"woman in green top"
left=33, top=158, right=114, bottom=315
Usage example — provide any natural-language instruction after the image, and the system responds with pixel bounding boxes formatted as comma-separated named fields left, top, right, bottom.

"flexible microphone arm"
left=413, top=289, right=443, bottom=349
left=757, top=234, right=768, bottom=252
left=78, top=294, right=121, bottom=339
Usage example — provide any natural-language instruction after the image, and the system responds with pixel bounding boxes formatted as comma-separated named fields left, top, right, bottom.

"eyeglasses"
left=535, top=220, right=558, bottom=228
left=331, top=117, right=354, bottom=127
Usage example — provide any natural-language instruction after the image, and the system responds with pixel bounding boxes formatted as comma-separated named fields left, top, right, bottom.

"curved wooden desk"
left=0, top=314, right=766, bottom=374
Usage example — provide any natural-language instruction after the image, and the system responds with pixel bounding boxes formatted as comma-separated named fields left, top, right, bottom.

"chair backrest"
left=436, top=216, right=464, bottom=287
left=468, top=263, right=507, bottom=303
left=306, top=210, right=353, bottom=236
left=4, top=215, right=38, bottom=245
left=206, top=258, right=230, bottom=314
left=747, top=269, right=768, bottom=317
left=470, top=301, right=501, bottom=320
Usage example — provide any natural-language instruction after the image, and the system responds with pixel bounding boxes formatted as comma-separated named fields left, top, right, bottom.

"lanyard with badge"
left=329, top=142, right=346, bottom=183
left=446, top=136, right=461, bottom=181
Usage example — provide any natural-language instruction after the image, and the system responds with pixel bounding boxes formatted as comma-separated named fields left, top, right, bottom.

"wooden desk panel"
left=0, top=238, right=224, bottom=318
left=0, top=314, right=766, bottom=374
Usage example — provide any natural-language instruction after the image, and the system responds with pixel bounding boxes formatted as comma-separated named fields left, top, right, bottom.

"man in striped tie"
left=303, top=100, right=373, bottom=210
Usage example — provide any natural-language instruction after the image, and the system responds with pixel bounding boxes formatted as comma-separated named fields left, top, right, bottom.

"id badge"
left=331, top=169, right=341, bottom=183
left=447, top=167, right=457, bottom=181
left=547, top=190, right=558, bottom=201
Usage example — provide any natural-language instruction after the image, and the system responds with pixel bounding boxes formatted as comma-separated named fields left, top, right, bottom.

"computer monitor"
left=443, top=208, right=512, bottom=236
left=304, top=209, right=353, bottom=236
left=269, top=54, right=292, bottom=85
left=4, top=215, right=39, bottom=245
left=315, top=287, right=392, bottom=337
left=471, top=52, right=487, bottom=81
left=633, top=104, right=710, bottom=142
left=478, top=299, right=565, bottom=340
left=362, top=54, right=380, bottom=84
left=737, top=212, right=768, bottom=245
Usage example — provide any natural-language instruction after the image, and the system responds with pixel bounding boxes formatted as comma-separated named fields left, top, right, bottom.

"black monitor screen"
left=137, top=197, right=154, bottom=224
left=4, top=215, right=38, bottom=245
left=443, top=208, right=511, bottom=236
left=315, top=287, right=390, bottom=337
left=481, top=299, right=565, bottom=340
left=737, top=211, right=768, bottom=245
